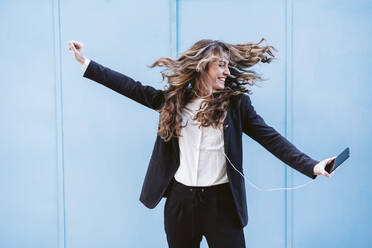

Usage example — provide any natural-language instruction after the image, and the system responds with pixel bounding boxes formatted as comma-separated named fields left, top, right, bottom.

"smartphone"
left=325, top=147, right=350, bottom=174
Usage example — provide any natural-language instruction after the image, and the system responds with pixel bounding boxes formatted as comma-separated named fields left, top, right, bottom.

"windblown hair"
left=149, top=38, right=277, bottom=142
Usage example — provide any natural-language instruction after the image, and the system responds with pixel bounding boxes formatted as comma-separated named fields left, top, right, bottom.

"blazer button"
left=189, top=189, right=193, bottom=192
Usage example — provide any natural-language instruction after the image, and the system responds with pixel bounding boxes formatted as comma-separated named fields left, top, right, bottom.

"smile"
left=217, top=77, right=225, bottom=83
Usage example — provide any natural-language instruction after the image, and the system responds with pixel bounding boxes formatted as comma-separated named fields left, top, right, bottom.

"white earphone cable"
left=223, top=152, right=315, bottom=191
left=187, top=108, right=315, bottom=192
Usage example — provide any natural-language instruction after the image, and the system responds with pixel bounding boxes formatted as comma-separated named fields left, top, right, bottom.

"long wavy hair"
left=149, top=38, right=277, bottom=142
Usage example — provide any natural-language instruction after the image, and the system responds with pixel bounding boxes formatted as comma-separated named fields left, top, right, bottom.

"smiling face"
left=202, top=53, right=231, bottom=90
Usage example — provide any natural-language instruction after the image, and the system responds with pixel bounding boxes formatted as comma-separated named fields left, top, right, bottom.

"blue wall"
left=0, top=0, right=371, bottom=247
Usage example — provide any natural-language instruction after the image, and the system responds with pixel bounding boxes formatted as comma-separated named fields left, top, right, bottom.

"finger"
left=72, top=40, right=83, bottom=49
left=322, top=171, right=331, bottom=178
left=71, top=44, right=78, bottom=53
left=71, top=40, right=78, bottom=46
left=68, top=41, right=76, bottom=50
left=68, top=41, right=73, bottom=50
left=327, top=157, right=335, bottom=164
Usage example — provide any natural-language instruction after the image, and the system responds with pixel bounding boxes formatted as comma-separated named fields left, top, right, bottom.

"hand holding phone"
left=325, top=147, right=350, bottom=174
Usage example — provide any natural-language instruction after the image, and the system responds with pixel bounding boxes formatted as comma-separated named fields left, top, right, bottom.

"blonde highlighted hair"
left=149, top=38, right=277, bottom=142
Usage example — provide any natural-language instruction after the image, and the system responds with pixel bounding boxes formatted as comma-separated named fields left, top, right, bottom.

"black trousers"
left=164, top=179, right=246, bottom=248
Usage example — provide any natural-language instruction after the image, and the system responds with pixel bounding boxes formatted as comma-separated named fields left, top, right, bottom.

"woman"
left=68, top=38, right=335, bottom=248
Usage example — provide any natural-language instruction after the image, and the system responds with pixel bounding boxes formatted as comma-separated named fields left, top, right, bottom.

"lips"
left=217, top=77, right=225, bottom=83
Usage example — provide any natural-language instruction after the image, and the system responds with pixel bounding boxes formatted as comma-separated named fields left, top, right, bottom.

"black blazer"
left=83, top=60, right=318, bottom=228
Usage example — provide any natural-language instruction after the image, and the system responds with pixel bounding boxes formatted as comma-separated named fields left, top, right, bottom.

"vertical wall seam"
left=284, top=0, right=288, bottom=247
left=169, top=0, right=179, bottom=58
left=290, top=1, right=294, bottom=247
left=285, top=0, right=295, bottom=247
left=176, top=0, right=179, bottom=56
left=52, top=0, right=66, bottom=247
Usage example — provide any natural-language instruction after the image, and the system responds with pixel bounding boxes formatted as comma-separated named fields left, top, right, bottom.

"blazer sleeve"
left=83, top=60, right=165, bottom=111
left=240, top=94, right=318, bottom=179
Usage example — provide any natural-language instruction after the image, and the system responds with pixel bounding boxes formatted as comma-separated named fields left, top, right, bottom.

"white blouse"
left=82, top=59, right=229, bottom=187
left=174, top=98, right=229, bottom=186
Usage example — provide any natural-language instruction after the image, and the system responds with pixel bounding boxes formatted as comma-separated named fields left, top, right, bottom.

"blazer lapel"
left=223, top=103, right=232, bottom=155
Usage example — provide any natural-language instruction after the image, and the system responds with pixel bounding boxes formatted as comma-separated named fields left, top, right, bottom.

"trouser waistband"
left=172, top=179, right=230, bottom=193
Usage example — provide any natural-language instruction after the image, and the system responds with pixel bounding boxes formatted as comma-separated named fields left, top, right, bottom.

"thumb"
left=322, top=170, right=331, bottom=178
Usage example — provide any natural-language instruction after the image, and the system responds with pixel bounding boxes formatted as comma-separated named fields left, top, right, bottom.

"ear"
left=205, top=61, right=210, bottom=70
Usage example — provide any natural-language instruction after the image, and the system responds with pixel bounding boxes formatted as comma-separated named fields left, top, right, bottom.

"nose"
left=224, top=66, right=230, bottom=77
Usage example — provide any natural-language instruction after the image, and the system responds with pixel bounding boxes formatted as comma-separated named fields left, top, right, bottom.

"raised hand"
left=68, top=40, right=86, bottom=65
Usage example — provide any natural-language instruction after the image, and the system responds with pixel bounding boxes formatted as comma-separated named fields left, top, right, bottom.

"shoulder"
left=230, top=93, right=252, bottom=110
